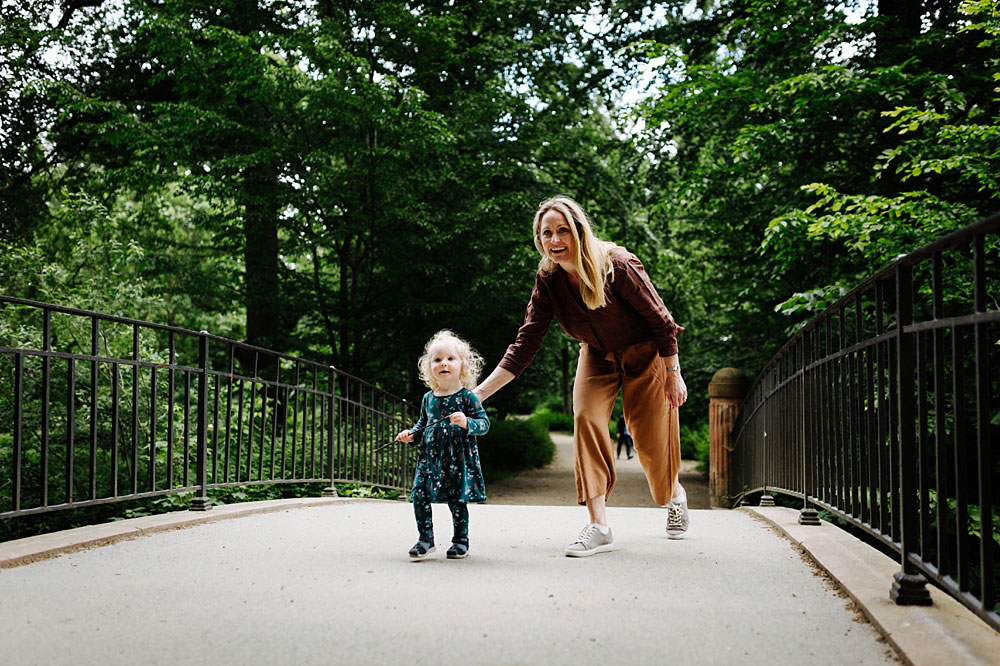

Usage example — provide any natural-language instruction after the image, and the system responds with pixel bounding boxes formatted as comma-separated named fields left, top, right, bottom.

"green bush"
left=478, top=415, right=556, bottom=480
left=680, top=421, right=710, bottom=463
left=530, top=407, right=575, bottom=431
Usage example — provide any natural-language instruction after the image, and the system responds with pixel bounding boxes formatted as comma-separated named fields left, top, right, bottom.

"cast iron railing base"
left=889, top=571, right=932, bottom=606
left=189, top=496, right=213, bottom=512
left=759, top=494, right=775, bottom=507
left=322, top=485, right=339, bottom=498
left=798, top=507, right=821, bottom=526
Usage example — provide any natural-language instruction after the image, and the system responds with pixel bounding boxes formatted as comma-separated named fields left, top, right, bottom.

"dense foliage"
left=2, top=0, right=997, bottom=425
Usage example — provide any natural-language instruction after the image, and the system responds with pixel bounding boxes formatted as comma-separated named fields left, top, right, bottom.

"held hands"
left=396, top=429, right=414, bottom=443
left=449, top=411, right=468, bottom=430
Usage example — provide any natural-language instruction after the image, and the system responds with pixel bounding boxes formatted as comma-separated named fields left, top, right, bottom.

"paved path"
left=487, top=431, right=709, bottom=509
left=1, top=502, right=898, bottom=666
left=3, top=431, right=998, bottom=665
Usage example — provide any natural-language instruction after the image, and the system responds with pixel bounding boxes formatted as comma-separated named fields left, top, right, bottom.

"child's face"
left=428, top=341, right=463, bottom=388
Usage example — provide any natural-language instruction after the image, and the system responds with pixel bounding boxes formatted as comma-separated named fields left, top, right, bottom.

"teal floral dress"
left=410, top=388, right=489, bottom=503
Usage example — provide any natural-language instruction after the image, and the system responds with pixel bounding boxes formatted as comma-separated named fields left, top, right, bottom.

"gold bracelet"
left=665, top=364, right=681, bottom=372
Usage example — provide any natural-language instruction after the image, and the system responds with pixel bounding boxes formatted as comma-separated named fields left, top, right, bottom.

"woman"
left=474, top=195, right=689, bottom=557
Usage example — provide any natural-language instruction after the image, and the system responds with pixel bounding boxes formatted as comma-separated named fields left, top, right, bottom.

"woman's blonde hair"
left=417, top=330, right=485, bottom=391
left=533, top=195, right=618, bottom=310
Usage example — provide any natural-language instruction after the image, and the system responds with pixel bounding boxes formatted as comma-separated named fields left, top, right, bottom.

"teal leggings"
left=412, top=485, right=468, bottom=542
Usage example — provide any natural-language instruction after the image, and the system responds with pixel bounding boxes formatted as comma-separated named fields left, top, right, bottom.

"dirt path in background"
left=487, top=431, right=709, bottom=509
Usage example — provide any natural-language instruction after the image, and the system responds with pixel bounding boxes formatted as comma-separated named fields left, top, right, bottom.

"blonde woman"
left=397, top=330, right=489, bottom=559
left=474, top=195, right=688, bottom=557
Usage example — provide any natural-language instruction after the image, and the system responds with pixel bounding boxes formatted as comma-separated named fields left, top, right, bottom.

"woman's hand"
left=396, top=429, right=414, bottom=443
left=665, top=372, right=688, bottom=408
left=449, top=411, right=468, bottom=430
left=663, top=355, right=687, bottom=408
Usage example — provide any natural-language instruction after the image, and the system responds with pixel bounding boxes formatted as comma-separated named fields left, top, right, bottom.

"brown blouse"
left=498, top=247, right=684, bottom=377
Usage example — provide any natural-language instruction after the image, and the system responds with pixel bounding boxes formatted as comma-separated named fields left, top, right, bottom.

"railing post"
left=189, top=331, right=212, bottom=511
left=709, top=368, right=750, bottom=509
left=323, top=367, right=339, bottom=497
left=800, top=331, right=821, bottom=525
left=889, top=264, right=930, bottom=605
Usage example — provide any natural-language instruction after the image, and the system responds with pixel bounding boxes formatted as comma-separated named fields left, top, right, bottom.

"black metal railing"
left=0, top=296, right=416, bottom=521
left=730, top=213, right=1000, bottom=632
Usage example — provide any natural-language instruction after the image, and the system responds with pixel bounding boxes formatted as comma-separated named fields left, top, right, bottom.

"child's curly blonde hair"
left=417, top=330, right=484, bottom=391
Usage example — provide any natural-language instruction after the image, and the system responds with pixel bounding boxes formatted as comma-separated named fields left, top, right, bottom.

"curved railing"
left=0, top=296, right=416, bottom=521
left=730, top=213, right=1000, bottom=632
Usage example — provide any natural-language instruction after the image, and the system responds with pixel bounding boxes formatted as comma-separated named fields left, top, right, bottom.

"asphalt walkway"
left=1, top=433, right=998, bottom=665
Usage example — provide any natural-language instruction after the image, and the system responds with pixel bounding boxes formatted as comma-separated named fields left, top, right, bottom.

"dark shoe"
left=409, top=537, right=436, bottom=559
left=447, top=538, right=469, bottom=559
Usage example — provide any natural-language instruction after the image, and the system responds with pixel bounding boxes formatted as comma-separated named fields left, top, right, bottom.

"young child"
left=396, top=330, right=489, bottom=560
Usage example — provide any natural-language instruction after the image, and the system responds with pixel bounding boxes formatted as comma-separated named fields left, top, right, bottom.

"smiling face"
left=427, top=340, right=463, bottom=392
left=537, top=208, right=577, bottom=273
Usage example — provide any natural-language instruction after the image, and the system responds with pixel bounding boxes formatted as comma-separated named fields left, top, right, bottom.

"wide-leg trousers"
left=572, top=340, right=681, bottom=506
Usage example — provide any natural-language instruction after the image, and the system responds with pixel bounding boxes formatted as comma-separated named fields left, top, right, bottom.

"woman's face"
left=537, top=208, right=577, bottom=271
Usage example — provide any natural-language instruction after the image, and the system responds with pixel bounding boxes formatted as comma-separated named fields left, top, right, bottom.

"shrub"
left=530, top=407, right=575, bottom=431
left=478, top=415, right=556, bottom=480
left=680, top=421, right=710, bottom=463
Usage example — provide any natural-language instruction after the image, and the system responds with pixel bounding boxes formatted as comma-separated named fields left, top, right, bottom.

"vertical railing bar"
left=212, top=372, right=220, bottom=484
left=247, top=353, right=258, bottom=482
left=890, top=261, right=930, bottom=604
left=90, top=318, right=98, bottom=500
left=291, top=363, right=300, bottom=480
left=973, top=234, right=993, bottom=612
left=224, top=346, right=234, bottom=484
left=280, top=364, right=288, bottom=480
left=838, top=309, right=849, bottom=515
left=824, top=318, right=833, bottom=508
left=876, top=282, right=890, bottom=537
left=932, top=252, right=949, bottom=578
left=131, top=324, right=139, bottom=495
left=66, top=356, right=75, bottom=505
left=183, top=370, right=191, bottom=488
left=888, top=282, right=901, bottom=545
left=855, top=297, right=868, bottom=526
left=111, top=363, right=120, bottom=497
left=41, top=308, right=50, bottom=507
left=953, top=322, right=969, bottom=591
left=269, top=360, right=279, bottom=480
left=13, top=352, right=23, bottom=511
left=167, top=331, right=175, bottom=490
left=324, top=368, right=337, bottom=496
left=190, top=332, right=210, bottom=510
left=916, top=328, right=931, bottom=559
left=311, top=369, right=318, bottom=478
left=150, top=367, right=157, bottom=492
left=235, top=378, right=246, bottom=483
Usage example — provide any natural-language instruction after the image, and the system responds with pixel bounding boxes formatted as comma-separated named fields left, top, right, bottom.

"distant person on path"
left=396, top=330, right=490, bottom=560
left=616, top=413, right=633, bottom=460
left=474, top=195, right=689, bottom=557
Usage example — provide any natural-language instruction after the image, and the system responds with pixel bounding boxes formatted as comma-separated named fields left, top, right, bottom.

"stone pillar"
left=708, top=368, right=750, bottom=509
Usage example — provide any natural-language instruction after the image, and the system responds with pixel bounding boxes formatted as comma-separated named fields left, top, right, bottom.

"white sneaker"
left=666, top=498, right=690, bottom=539
left=565, top=523, right=614, bottom=557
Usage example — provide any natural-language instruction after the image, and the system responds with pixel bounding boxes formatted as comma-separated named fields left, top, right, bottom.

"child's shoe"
left=409, top=536, right=436, bottom=559
left=447, top=537, right=469, bottom=559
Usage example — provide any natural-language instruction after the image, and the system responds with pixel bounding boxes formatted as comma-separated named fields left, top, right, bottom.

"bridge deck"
left=1, top=501, right=904, bottom=665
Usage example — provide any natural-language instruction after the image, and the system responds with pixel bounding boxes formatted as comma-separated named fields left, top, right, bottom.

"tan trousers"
left=572, top=340, right=681, bottom=506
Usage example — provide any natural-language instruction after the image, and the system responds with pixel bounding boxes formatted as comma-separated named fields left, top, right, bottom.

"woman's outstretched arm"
left=473, top=366, right=515, bottom=402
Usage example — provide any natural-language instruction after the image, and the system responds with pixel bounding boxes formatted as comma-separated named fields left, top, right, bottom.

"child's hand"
left=449, top=411, right=468, bottom=430
left=396, top=429, right=414, bottom=443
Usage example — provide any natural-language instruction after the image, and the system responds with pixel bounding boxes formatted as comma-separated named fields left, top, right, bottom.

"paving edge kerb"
left=745, top=506, right=1000, bottom=666
left=0, top=496, right=377, bottom=569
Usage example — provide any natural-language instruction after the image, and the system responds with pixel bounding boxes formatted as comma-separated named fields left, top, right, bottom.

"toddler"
left=396, top=330, right=489, bottom=559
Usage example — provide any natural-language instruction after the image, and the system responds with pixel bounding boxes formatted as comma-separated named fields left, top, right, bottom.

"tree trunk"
left=241, top=161, right=282, bottom=370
